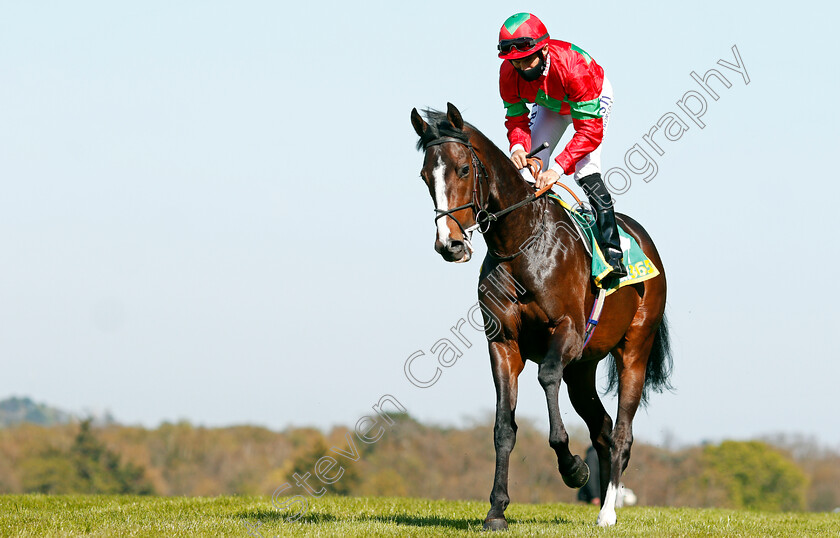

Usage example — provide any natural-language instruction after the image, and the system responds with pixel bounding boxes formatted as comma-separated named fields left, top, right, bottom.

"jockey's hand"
left=535, top=169, right=560, bottom=190
left=510, top=149, right=528, bottom=169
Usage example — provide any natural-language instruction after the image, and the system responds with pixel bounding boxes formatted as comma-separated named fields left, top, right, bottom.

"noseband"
left=425, top=136, right=547, bottom=261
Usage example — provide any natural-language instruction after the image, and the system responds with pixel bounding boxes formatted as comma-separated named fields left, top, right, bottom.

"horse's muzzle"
left=435, top=239, right=471, bottom=263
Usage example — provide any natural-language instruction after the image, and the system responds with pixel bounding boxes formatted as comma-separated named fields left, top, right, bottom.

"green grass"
left=0, top=495, right=837, bottom=537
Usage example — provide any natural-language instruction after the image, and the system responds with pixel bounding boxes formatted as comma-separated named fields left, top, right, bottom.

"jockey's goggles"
left=497, top=34, right=548, bottom=55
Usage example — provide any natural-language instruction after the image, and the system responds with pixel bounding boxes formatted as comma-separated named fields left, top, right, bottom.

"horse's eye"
left=458, top=165, right=470, bottom=177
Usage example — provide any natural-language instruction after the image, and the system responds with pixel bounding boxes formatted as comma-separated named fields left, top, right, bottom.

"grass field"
left=0, top=495, right=837, bottom=537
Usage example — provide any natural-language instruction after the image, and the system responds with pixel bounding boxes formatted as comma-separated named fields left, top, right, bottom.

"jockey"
left=497, top=12, right=627, bottom=279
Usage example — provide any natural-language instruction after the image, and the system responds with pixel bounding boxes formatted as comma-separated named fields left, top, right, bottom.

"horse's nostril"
left=449, top=241, right=465, bottom=253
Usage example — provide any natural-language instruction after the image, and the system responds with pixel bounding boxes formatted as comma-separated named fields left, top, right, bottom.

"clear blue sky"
left=2, top=1, right=838, bottom=448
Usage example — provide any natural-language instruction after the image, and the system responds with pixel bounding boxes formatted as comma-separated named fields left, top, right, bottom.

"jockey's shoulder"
left=548, top=40, right=596, bottom=62
left=547, top=38, right=573, bottom=50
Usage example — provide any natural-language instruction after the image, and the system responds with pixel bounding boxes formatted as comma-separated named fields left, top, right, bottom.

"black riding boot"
left=577, top=173, right=628, bottom=280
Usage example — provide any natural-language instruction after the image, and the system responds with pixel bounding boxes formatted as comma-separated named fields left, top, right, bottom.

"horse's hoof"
left=561, top=455, right=590, bottom=489
left=483, top=517, right=509, bottom=531
left=596, top=509, right=617, bottom=527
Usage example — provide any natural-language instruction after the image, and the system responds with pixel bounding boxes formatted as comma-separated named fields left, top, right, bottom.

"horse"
left=410, top=103, right=672, bottom=529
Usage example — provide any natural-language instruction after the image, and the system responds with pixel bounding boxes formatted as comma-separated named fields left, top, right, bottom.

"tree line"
left=0, top=414, right=836, bottom=512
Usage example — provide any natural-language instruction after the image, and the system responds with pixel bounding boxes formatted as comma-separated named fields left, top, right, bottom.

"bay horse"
left=410, top=103, right=672, bottom=529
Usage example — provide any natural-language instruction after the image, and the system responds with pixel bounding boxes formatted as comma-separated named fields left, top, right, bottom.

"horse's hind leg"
left=483, top=342, right=525, bottom=531
left=596, top=335, right=655, bottom=527
left=564, top=361, right=614, bottom=505
left=537, top=323, right=589, bottom=488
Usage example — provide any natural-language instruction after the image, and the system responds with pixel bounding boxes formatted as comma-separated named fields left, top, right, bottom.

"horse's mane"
left=415, top=109, right=475, bottom=151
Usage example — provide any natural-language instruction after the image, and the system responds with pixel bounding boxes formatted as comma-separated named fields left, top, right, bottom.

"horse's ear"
left=446, top=102, right=464, bottom=131
left=411, top=108, right=428, bottom=138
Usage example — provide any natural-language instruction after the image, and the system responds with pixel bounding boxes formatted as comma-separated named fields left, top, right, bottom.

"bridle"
left=425, top=136, right=488, bottom=237
left=425, top=136, right=547, bottom=261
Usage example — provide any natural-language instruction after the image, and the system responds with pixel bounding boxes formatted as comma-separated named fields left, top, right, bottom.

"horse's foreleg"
left=538, top=322, right=589, bottom=488
left=483, top=342, right=525, bottom=531
left=597, top=339, right=651, bottom=527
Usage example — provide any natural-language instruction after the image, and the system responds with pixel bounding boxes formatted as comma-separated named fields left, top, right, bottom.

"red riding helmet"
left=497, top=13, right=549, bottom=60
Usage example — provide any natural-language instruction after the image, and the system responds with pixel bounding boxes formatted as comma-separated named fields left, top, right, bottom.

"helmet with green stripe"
left=497, top=13, right=549, bottom=60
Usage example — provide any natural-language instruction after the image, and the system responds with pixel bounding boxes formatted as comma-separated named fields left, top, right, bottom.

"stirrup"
left=607, top=258, right=628, bottom=278
left=603, top=249, right=627, bottom=278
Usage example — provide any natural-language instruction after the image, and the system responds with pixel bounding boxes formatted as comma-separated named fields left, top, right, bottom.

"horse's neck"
left=486, top=166, right=533, bottom=213
left=473, top=135, right=548, bottom=254
left=471, top=135, right=583, bottom=267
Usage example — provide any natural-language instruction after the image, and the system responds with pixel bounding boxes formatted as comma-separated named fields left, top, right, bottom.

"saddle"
left=548, top=195, right=660, bottom=294
left=526, top=155, right=660, bottom=293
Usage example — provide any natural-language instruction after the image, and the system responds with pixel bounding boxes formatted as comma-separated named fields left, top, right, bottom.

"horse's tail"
left=604, top=313, right=674, bottom=406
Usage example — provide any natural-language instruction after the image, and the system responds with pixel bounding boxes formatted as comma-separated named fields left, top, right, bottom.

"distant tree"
left=0, top=397, right=74, bottom=427
left=762, top=433, right=840, bottom=512
left=360, top=469, right=408, bottom=497
left=286, top=430, right=359, bottom=496
left=697, top=441, right=808, bottom=511
left=20, top=420, right=154, bottom=494
left=20, top=447, right=85, bottom=493
left=4, top=416, right=838, bottom=510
